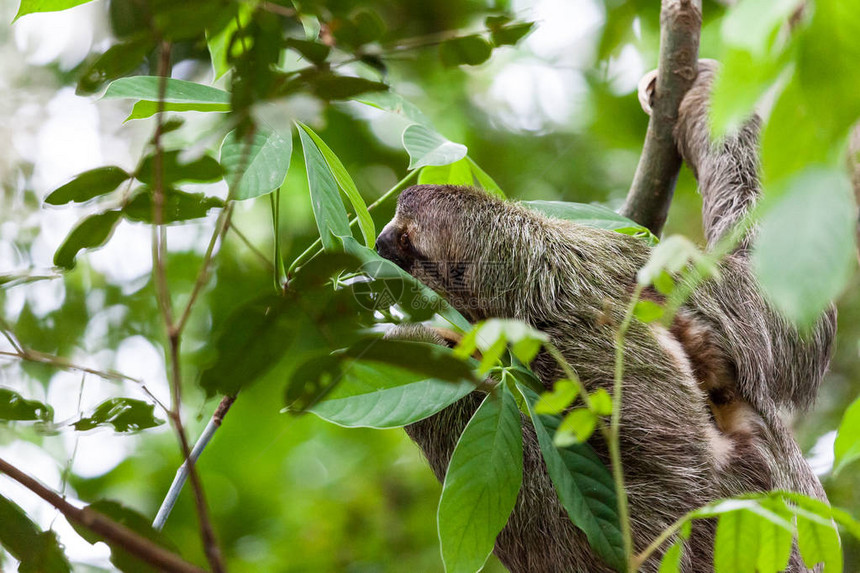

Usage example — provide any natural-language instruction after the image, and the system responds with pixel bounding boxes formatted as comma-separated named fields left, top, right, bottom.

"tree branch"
left=620, top=0, right=703, bottom=236
left=150, top=40, right=224, bottom=573
left=0, top=457, right=206, bottom=573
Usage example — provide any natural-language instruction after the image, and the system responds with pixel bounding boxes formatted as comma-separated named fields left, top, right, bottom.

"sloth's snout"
left=375, top=225, right=406, bottom=269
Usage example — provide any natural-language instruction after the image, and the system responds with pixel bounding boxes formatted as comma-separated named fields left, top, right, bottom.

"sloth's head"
left=375, top=184, right=650, bottom=323
left=375, top=184, right=546, bottom=320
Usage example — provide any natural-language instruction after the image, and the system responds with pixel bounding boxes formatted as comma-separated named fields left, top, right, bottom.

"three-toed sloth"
left=375, top=61, right=835, bottom=572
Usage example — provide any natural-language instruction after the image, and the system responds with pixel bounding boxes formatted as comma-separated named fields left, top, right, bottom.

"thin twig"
left=229, top=225, right=273, bottom=270
left=0, top=456, right=206, bottom=573
left=153, top=395, right=236, bottom=531
left=631, top=510, right=692, bottom=569
left=620, top=0, right=703, bottom=235
left=0, top=350, right=139, bottom=385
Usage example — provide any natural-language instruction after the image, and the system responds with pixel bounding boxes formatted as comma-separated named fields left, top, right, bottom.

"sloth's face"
left=375, top=184, right=516, bottom=320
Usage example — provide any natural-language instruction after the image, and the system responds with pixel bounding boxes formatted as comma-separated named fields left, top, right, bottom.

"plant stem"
left=286, top=168, right=419, bottom=278
left=631, top=511, right=691, bottom=570
left=612, top=284, right=643, bottom=571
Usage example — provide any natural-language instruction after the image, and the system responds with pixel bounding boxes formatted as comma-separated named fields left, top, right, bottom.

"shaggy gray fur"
left=379, top=63, right=832, bottom=572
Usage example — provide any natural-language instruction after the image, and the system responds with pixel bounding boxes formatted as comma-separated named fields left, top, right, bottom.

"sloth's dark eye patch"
left=399, top=232, right=410, bottom=249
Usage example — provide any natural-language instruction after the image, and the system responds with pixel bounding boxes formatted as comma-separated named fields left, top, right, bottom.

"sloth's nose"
left=375, top=225, right=406, bottom=269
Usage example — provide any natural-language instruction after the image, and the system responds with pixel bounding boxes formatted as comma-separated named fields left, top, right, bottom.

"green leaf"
left=756, top=502, right=794, bottom=573
left=137, top=150, right=223, bottom=186
left=713, top=509, right=761, bottom=573
left=53, top=210, right=122, bottom=269
left=490, top=22, right=535, bottom=47
left=341, top=339, right=477, bottom=385
left=199, top=295, right=296, bottom=397
left=402, top=124, right=468, bottom=170
left=0, top=494, right=71, bottom=572
left=122, top=187, right=223, bottom=224
left=637, top=235, right=713, bottom=287
left=467, top=157, right=505, bottom=198
left=206, top=4, right=252, bottom=80
left=0, top=388, right=53, bottom=422
left=14, top=0, right=93, bottom=20
left=221, top=128, right=292, bottom=200
left=297, top=122, right=375, bottom=247
left=285, top=38, right=331, bottom=64
left=796, top=511, right=843, bottom=573
left=554, top=408, right=597, bottom=447
left=518, top=383, right=625, bottom=571
left=710, top=47, right=788, bottom=138
left=658, top=541, right=683, bottom=573
left=44, top=166, right=130, bottom=205
left=439, top=35, right=493, bottom=67
left=103, top=77, right=230, bottom=105
left=299, top=127, right=352, bottom=250
left=634, top=300, right=664, bottom=323
left=523, top=201, right=658, bottom=245
left=534, top=379, right=579, bottom=415
left=834, top=395, right=860, bottom=475
left=76, top=35, right=155, bottom=95
left=356, top=91, right=432, bottom=127
left=438, top=388, right=523, bottom=573
left=286, top=353, right=344, bottom=413
left=753, top=169, right=857, bottom=329
left=418, top=158, right=473, bottom=186
left=73, top=398, right=164, bottom=432
left=308, top=361, right=474, bottom=429
left=589, top=388, right=613, bottom=417
left=125, top=100, right=230, bottom=121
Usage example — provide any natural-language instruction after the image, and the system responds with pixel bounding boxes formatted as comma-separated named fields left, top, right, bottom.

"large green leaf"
left=834, top=395, right=860, bottom=475
left=44, top=166, right=130, bottom=205
left=53, top=210, right=122, bottom=269
left=402, top=124, right=468, bottom=170
left=125, top=101, right=230, bottom=121
left=299, top=127, right=352, bottom=251
left=73, top=398, right=164, bottom=432
left=341, top=339, right=476, bottom=384
left=0, top=494, right=71, bottom=572
left=517, top=383, right=625, bottom=571
left=103, top=77, right=230, bottom=104
left=0, top=388, right=53, bottom=422
left=753, top=169, right=857, bottom=329
left=297, top=122, right=375, bottom=247
left=438, top=387, right=523, bottom=573
left=714, top=509, right=763, bottom=572
left=122, top=187, right=223, bottom=224
left=796, top=510, right=843, bottom=573
left=308, top=361, right=474, bottom=429
left=199, top=294, right=296, bottom=397
left=137, top=150, right=223, bottom=186
left=523, top=201, right=658, bottom=245
left=77, top=35, right=155, bottom=94
left=14, top=0, right=93, bottom=20
left=220, top=128, right=292, bottom=200
left=419, top=158, right=473, bottom=187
